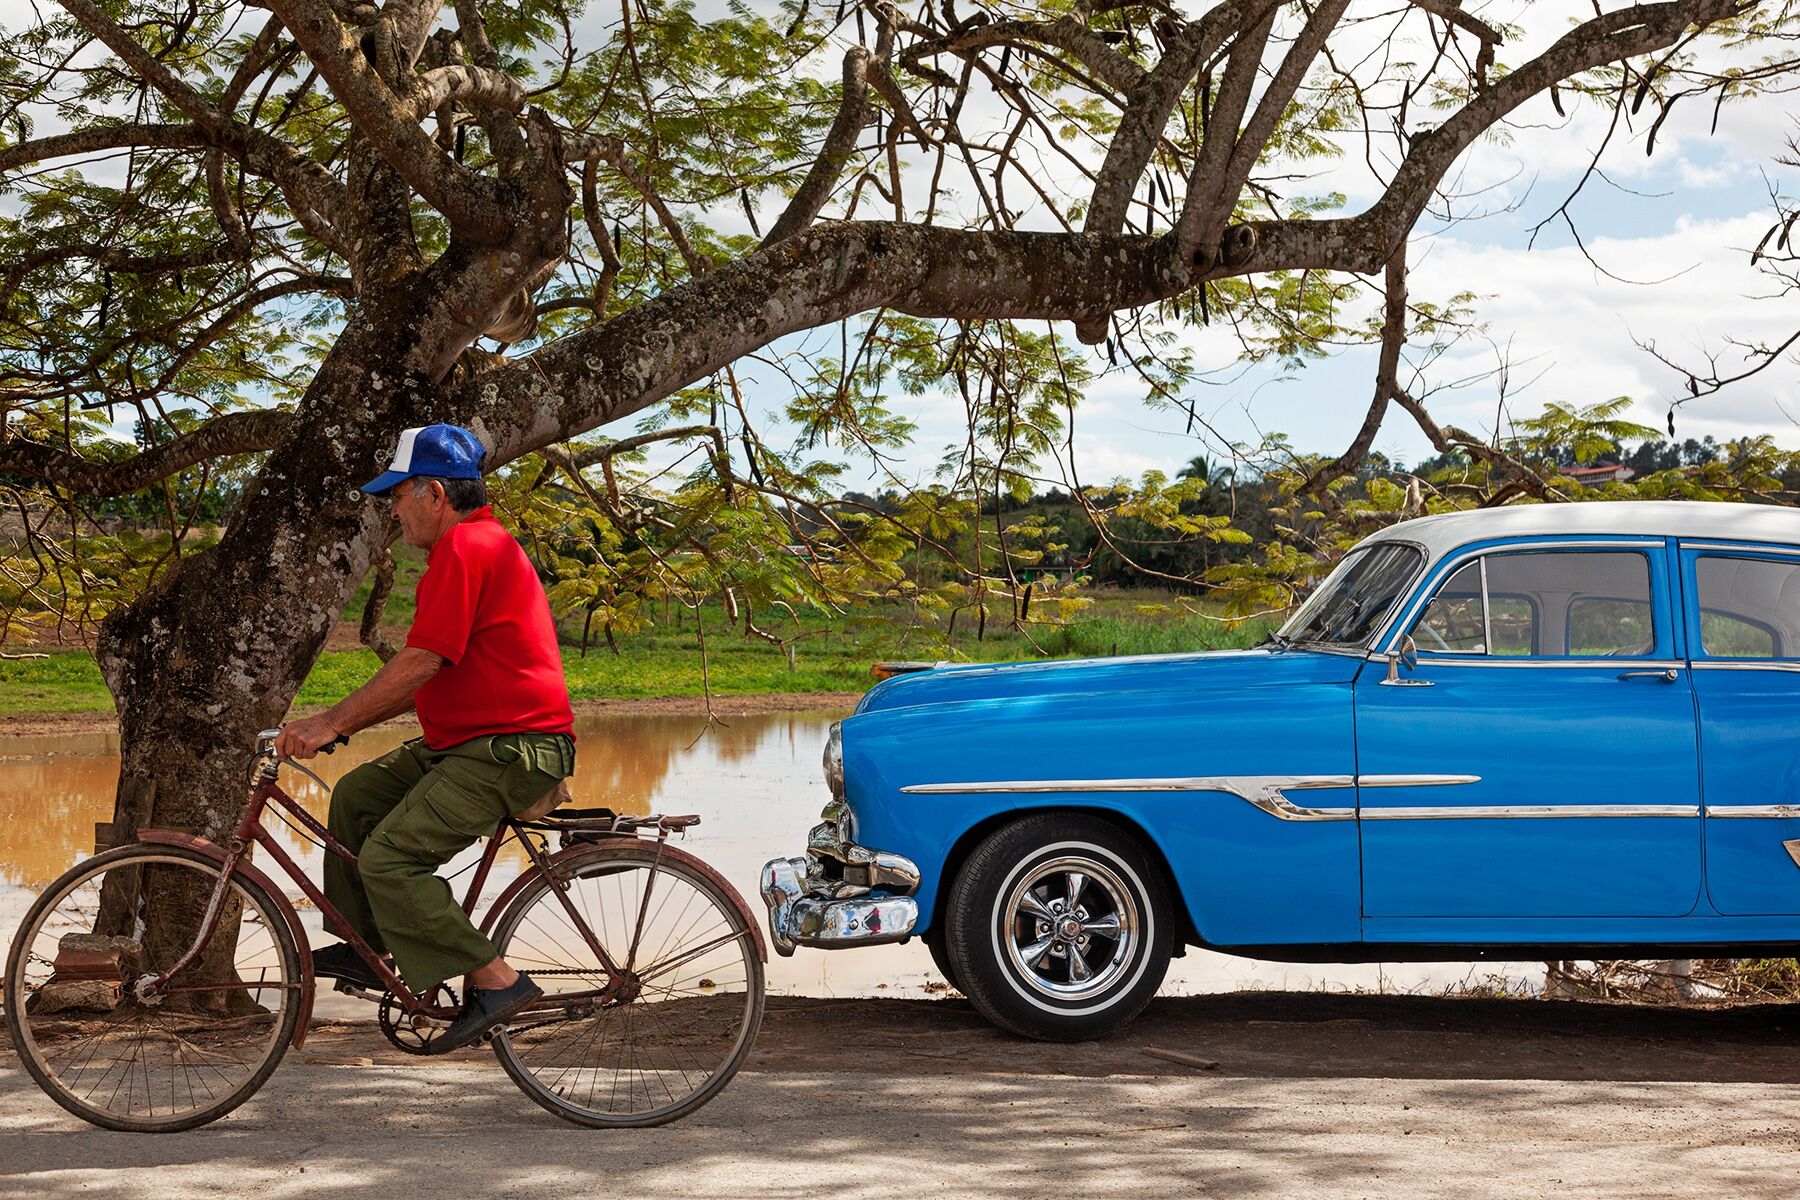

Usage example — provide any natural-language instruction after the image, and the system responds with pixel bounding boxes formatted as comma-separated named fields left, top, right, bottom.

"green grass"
left=3, top=591, right=1277, bottom=714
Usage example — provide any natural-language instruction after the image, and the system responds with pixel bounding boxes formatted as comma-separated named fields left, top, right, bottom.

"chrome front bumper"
left=760, top=809, right=920, bottom=955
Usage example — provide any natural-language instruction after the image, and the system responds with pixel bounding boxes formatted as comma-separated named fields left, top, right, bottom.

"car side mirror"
left=1382, top=636, right=1430, bottom=688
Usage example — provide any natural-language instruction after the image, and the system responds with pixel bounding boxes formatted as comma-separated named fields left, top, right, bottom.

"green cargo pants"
left=324, top=732, right=575, bottom=992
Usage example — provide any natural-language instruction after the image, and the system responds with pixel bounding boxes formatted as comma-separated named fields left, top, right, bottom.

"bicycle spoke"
left=6, top=849, right=297, bottom=1132
left=489, top=849, right=762, bottom=1127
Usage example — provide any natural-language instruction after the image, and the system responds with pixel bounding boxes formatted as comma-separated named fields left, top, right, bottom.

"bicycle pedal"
left=332, top=981, right=385, bottom=1003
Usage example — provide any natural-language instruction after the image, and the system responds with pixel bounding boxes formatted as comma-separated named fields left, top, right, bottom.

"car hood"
left=854, top=646, right=1364, bottom=715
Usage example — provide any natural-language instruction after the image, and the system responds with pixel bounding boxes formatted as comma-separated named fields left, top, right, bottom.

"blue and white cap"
left=362, top=424, right=486, bottom=495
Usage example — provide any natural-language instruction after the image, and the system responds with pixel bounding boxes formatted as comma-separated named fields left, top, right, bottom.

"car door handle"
left=1617, top=669, right=1679, bottom=682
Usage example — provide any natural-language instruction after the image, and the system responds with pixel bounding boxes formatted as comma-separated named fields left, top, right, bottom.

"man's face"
left=387, top=478, right=444, bottom=548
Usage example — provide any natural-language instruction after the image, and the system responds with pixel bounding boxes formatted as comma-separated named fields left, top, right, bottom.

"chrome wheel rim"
left=1000, top=855, right=1139, bottom=1001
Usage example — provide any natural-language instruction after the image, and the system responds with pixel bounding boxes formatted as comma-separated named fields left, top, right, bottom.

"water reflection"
left=0, top=713, right=1531, bottom=1002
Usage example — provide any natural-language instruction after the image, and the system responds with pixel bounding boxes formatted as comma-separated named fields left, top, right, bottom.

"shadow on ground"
left=6, top=993, right=1800, bottom=1199
left=737, top=990, right=1800, bottom=1084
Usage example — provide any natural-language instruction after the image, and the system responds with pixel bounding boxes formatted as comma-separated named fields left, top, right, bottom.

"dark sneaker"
left=310, top=942, right=391, bottom=992
left=429, top=973, right=544, bottom=1055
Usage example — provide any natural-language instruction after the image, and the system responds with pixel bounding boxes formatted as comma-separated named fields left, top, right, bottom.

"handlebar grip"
left=319, top=734, right=351, bottom=754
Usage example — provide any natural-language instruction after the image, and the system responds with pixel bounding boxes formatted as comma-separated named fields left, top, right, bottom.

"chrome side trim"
left=1690, top=661, right=1800, bottom=673
left=1358, top=775, right=1484, bottom=788
left=899, top=775, right=1709, bottom=821
left=1392, top=658, right=1685, bottom=671
left=1362, top=804, right=1699, bottom=820
left=900, top=773, right=1479, bottom=822
left=1706, top=804, right=1800, bottom=818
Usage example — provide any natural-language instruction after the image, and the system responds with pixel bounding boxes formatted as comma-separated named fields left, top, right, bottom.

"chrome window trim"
left=1362, top=654, right=1685, bottom=671
left=1292, top=644, right=1375, bottom=658
left=1479, top=556, right=1493, bottom=655
left=1682, top=541, right=1800, bottom=558
left=1372, top=538, right=1664, bottom=653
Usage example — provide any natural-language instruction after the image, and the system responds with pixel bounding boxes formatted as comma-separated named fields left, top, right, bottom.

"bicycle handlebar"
left=254, top=727, right=350, bottom=759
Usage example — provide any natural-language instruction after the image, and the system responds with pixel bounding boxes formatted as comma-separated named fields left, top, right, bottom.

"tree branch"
left=1172, top=6, right=1275, bottom=263
left=1389, top=388, right=1560, bottom=503
left=411, top=64, right=527, bottom=118
left=762, top=48, right=873, bottom=248
left=566, top=133, right=708, bottom=273
left=1303, top=249, right=1406, bottom=496
left=1085, top=0, right=1283, bottom=237
left=384, top=0, right=445, bottom=69
left=50, top=1, right=351, bottom=238
left=1241, top=0, right=1752, bottom=277
left=898, top=14, right=1147, bottom=96
left=262, top=0, right=512, bottom=240
left=0, top=123, right=212, bottom=173
left=0, top=409, right=294, bottom=496
left=1180, top=0, right=1350, bottom=263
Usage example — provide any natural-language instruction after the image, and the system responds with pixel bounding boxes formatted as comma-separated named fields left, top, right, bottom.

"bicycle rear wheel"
left=488, top=843, right=764, bottom=1128
left=3, top=844, right=300, bottom=1132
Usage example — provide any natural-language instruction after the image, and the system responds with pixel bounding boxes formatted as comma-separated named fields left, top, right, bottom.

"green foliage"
left=6, top=0, right=1799, bottom=705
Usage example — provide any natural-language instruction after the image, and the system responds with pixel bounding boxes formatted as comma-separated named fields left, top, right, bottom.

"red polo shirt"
left=405, top=507, right=574, bottom=749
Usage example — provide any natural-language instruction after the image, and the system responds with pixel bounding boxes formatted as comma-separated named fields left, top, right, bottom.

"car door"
left=1681, top=542, right=1800, bottom=915
left=1355, top=539, right=1704, bottom=924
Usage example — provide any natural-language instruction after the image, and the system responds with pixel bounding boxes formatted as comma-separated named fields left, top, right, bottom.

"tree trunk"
left=91, top=312, right=438, bottom=977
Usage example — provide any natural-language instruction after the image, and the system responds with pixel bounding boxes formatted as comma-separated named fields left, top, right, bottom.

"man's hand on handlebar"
left=274, top=715, right=346, bottom=760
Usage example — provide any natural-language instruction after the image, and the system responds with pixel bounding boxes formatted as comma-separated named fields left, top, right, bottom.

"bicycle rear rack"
left=520, top=807, right=702, bottom=849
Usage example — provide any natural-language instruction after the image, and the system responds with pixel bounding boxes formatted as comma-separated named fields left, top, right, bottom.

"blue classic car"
left=761, top=501, right=1800, bottom=1039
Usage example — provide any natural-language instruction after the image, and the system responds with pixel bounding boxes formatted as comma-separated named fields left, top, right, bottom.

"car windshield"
left=1277, top=542, right=1424, bottom=648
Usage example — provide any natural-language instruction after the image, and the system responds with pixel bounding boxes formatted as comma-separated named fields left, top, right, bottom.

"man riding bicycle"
left=274, top=423, right=575, bottom=1054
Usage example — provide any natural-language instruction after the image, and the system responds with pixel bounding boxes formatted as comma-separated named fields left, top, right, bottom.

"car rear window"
left=1695, top=555, right=1800, bottom=659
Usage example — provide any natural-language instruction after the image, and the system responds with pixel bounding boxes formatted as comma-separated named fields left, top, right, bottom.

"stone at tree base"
left=50, top=933, right=144, bottom=980
left=27, top=979, right=123, bottom=1016
left=26, top=934, right=146, bottom=1014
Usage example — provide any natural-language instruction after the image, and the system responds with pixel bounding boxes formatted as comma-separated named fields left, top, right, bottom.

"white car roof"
left=1360, top=501, right=1800, bottom=562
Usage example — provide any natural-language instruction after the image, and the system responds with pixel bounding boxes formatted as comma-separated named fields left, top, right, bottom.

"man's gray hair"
left=415, top=475, right=488, bottom=512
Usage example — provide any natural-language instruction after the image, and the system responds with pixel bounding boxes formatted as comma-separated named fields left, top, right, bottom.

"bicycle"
left=3, top=730, right=766, bottom=1133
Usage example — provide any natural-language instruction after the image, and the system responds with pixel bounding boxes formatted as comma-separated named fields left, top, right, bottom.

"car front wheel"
left=943, top=813, right=1173, bottom=1041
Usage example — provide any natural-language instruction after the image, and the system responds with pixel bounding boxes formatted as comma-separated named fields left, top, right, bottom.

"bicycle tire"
left=487, top=843, right=764, bottom=1128
left=4, top=843, right=301, bottom=1133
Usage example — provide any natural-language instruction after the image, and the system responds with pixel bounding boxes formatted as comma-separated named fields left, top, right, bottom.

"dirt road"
left=4, top=992, right=1799, bottom=1198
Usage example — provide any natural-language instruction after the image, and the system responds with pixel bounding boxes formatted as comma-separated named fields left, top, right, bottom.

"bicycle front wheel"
left=3, top=844, right=300, bottom=1132
left=488, top=843, right=764, bottom=1128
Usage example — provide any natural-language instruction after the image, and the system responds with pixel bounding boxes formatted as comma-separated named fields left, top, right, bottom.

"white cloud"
left=1399, top=209, right=1800, bottom=449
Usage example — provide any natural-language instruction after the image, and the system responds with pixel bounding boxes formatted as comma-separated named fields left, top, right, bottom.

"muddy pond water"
left=0, top=711, right=1532, bottom=1006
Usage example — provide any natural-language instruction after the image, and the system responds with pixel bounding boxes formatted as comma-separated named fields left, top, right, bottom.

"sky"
left=4, top=0, right=1799, bottom=492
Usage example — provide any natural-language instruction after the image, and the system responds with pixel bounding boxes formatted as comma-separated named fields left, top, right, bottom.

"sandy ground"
left=4, top=992, right=1800, bottom=1198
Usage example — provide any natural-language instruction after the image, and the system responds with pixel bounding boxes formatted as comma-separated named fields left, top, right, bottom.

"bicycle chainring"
left=377, top=984, right=459, bottom=1056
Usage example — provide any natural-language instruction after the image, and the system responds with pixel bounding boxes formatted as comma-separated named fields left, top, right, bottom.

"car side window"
left=1694, top=555, right=1800, bottom=659
left=1412, top=562, right=1486, bottom=652
left=1410, top=550, right=1654, bottom=658
left=1567, top=596, right=1654, bottom=655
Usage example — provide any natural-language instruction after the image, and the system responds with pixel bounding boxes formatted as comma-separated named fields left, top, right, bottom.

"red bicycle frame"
left=129, top=737, right=764, bottom=1050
